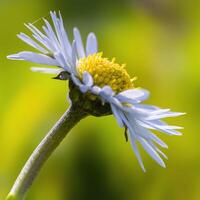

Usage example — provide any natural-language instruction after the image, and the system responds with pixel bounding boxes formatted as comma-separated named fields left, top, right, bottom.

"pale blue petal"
left=58, top=11, right=72, bottom=56
left=71, top=40, right=78, bottom=74
left=110, top=97, right=123, bottom=108
left=116, top=89, right=149, bottom=104
left=17, top=33, right=49, bottom=54
left=139, top=119, right=182, bottom=136
left=7, top=51, right=59, bottom=66
left=133, top=120, right=168, bottom=148
left=43, top=19, right=60, bottom=50
left=129, top=133, right=146, bottom=172
left=140, top=118, right=168, bottom=127
left=86, top=32, right=98, bottom=56
left=134, top=105, right=185, bottom=121
left=82, top=71, right=93, bottom=87
left=24, top=23, right=53, bottom=51
left=54, top=52, right=71, bottom=71
left=50, top=11, right=73, bottom=67
left=73, top=28, right=85, bottom=58
left=138, top=137, right=166, bottom=168
left=111, top=104, right=124, bottom=127
left=134, top=104, right=159, bottom=111
left=156, top=125, right=183, bottom=130
left=49, top=11, right=63, bottom=48
left=150, top=108, right=170, bottom=115
left=99, top=86, right=114, bottom=97
left=120, top=105, right=150, bottom=118
left=99, top=86, right=116, bottom=104
left=155, top=148, right=168, bottom=160
left=71, top=74, right=91, bottom=93
left=25, top=14, right=74, bottom=71
left=115, top=108, right=171, bottom=168
left=148, top=141, right=168, bottom=159
left=118, top=110, right=146, bottom=171
left=27, top=22, right=57, bottom=52
left=136, top=119, right=153, bottom=129
left=146, top=112, right=185, bottom=120
left=32, top=33, right=56, bottom=52
left=79, top=85, right=90, bottom=93
left=25, top=23, right=44, bottom=37
left=31, top=67, right=62, bottom=74
left=124, top=112, right=168, bottom=148
left=91, top=86, right=101, bottom=95
left=145, top=131, right=168, bottom=148
left=30, top=26, right=57, bottom=52
left=71, top=74, right=82, bottom=86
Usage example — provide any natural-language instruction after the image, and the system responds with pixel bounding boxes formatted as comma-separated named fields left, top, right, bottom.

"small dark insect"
left=53, top=71, right=70, bottom=80
left=124, top=126, right=128, bottom=142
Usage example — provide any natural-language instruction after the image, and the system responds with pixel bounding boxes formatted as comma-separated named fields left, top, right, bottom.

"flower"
left=7, top=11, right=184, bottom=171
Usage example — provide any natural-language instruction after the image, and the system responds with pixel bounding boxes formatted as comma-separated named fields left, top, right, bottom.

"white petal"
left=86, top=32, right=98, bottom=56
left=7, top=51, right=59, bottom=66
left=73, top=27, right=85, bottom=58
left=31, top=67, right=62, bottom=74
left=116, top=89, right=149, bottom=104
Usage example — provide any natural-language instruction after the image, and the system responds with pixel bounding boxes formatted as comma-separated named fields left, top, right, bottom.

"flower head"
left=8, top=11, right=185, bottom=171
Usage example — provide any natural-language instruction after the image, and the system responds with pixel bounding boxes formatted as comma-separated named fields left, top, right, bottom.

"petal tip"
left=7, top=54, right=19, bottom=60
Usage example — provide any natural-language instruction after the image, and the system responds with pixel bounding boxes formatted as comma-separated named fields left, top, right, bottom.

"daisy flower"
left=8, top=11, right=184, bottom=171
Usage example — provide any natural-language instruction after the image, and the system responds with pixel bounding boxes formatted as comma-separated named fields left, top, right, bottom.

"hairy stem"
left=6, top=104, right=88, bottom=200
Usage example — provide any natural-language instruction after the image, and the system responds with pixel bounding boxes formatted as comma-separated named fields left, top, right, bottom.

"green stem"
left=6, top=104, right=88, bottom=200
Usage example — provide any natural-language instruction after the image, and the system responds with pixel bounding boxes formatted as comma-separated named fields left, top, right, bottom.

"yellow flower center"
left=77, top=53, right=134, bottom=93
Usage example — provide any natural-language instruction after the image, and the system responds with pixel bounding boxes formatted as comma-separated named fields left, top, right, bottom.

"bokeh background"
left=0, top=0, right=199, bottom=199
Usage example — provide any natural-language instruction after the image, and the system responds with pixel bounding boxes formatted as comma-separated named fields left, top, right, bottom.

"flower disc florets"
left=77, top=53, right=134, bottom=93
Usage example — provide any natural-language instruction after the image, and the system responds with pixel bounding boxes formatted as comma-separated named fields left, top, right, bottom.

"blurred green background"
left=0, top=0, right=199, bottom=199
